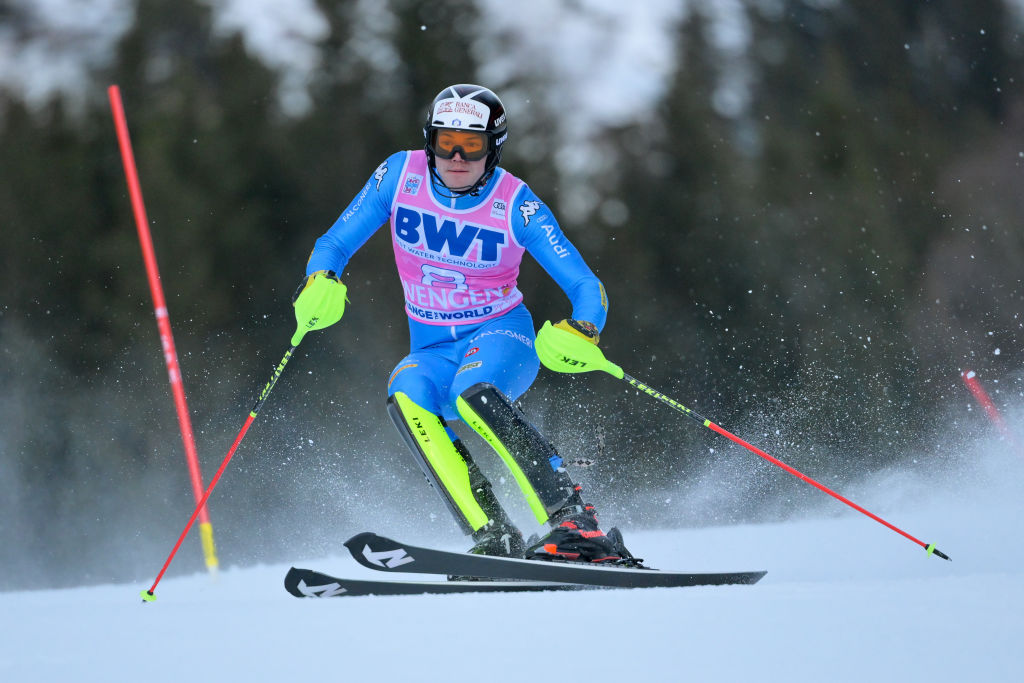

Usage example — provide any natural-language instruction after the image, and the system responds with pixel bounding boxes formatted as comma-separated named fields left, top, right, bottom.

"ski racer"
left=293, top=84, right=631, bottom=562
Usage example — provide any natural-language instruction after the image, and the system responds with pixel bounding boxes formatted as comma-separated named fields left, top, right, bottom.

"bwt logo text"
left=395, top=207, right=507, bottom=262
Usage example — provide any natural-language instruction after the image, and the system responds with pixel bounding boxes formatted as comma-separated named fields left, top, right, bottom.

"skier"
left=293, top=84, right=631, bottom=563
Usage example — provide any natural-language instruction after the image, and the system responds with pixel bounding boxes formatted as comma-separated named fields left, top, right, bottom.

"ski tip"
left=283, top=568, right=303, bottom=597
left=344, top=531, right=381, bottom=550
left=140, top=589, right=157, bottom=603
left=925, top=543, right=951, bottom=561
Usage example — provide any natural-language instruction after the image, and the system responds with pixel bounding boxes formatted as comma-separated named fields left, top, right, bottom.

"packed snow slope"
left=3, top=434, right=1023, bottom=683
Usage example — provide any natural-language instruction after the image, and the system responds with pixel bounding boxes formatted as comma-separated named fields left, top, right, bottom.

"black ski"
left=342, top=532, right=766, bottom=588
left=284, top=567, right=590, bottom=597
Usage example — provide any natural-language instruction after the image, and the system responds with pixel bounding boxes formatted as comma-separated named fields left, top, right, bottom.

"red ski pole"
left=108, top=84, right=219, bottom=573
left=141, top=345, right=298, bottom=602
left=617, top=371, right=950, bottom=560
left=535, top=324, right=950, bottom=561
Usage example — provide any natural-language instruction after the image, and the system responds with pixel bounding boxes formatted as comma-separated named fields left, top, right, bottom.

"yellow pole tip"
left=140, top=589, right=157, bottom=603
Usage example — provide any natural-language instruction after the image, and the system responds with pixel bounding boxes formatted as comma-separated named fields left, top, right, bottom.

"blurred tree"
left=0, top=0, right=346, bottom=588
left=572, top=0, right=1024, bottom=483
left=739, top=0, right=1024, bottom=457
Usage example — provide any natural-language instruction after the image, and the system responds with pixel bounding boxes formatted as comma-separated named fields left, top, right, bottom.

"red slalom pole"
left=962, top=369, right=1021, bottom=453
left=142, top=345, right=298, bottom=602
left=962, top=370, right=1011, bottom=437
left=108, top=84, right=218, bottom=573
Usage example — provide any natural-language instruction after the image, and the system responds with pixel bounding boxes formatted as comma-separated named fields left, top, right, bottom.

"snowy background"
left=3, top=421, right=1023, bottom=682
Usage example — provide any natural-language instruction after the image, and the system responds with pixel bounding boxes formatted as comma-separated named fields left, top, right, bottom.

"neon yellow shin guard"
left=387, top=392, right=489, bottom=533
left=456, top=383, right=574, bottom=525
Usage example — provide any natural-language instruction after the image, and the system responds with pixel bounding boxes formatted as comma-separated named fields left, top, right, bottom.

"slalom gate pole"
left=961, top=370, right=1019, bottom=448
left=108, top=84, right=219, bottom=573
left=141, top=345, right=299, bottom=602
left=583, top=352, right=950, bottom=560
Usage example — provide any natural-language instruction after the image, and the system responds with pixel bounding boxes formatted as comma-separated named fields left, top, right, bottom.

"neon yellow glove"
left=291, top=270, right=347, bottom=346
left=535, top=319, right=607, bottom=374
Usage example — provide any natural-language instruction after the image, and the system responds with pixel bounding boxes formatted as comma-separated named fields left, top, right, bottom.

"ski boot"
left=468, top=519, right=525, bottom=558
left=448, top=520, right=525, bottom=583
left=606, top=527, right=643, bottom=567
left=525, top=499, right=627, bottom=563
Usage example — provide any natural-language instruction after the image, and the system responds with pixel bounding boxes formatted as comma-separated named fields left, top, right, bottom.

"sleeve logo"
left=374, top=161, right=389, bottom=190
left=519, top=200, right=540, bottom=225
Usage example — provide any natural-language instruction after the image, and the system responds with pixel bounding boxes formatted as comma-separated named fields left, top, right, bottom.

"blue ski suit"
left=306, top=150, right=607, bottom=427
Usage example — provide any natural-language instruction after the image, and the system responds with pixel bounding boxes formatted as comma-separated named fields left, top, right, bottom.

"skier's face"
left=435, top=153, right=486, bottom=191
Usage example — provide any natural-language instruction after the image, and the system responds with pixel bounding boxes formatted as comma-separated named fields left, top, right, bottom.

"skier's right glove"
left=291, top=270, right=347, bottom=345
left=535, top=319, right=608, bottom=374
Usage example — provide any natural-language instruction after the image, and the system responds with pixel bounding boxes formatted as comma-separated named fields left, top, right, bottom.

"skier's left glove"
left=291, top=270, right=348, bottom=346
left=535, top=319, right=605, bottom=374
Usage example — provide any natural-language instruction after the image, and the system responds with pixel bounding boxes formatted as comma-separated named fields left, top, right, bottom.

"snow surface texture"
left=2, top=435, right=1022, bottom=682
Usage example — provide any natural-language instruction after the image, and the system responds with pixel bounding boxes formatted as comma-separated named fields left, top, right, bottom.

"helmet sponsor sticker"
left=433, top=98, right=488, bottom=126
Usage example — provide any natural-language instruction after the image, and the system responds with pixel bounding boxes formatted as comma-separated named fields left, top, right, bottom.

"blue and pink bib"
left=390, top=151, right=526, bottom=325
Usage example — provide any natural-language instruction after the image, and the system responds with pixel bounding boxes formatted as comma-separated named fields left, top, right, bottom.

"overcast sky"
left=0, top=0, right=692, bottom=123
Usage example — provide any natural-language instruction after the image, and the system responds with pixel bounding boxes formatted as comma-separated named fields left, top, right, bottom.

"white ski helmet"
left=423, top=84, right=507, bottom=193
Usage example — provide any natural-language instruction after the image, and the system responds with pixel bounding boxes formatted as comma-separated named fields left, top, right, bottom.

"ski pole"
left=543, top=328, right=950, bottom=561
left=141, top=344, right=298, bottom=602
left=616, top=371, right=949, bottom=560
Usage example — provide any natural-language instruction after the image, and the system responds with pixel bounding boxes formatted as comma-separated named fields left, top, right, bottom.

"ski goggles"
left=429, top=128, right=490, bottom=161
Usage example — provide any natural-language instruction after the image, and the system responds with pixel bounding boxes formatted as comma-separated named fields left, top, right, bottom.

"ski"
left=284, top=567, right=591, bottom=597
left=342, top=532, right=766, bottom=588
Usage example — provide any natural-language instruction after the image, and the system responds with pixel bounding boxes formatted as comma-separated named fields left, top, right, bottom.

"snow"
left=3, top=441, right=1022, bottom=682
